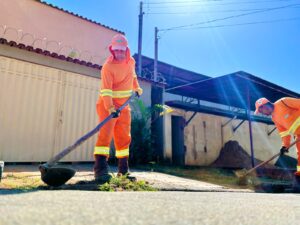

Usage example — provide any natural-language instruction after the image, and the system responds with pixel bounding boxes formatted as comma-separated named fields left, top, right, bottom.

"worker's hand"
left=280, top=146, right=289, bottom=155
left=108, top=107, right=120, bottom=118
left=135, top=88, right=143, bottom=97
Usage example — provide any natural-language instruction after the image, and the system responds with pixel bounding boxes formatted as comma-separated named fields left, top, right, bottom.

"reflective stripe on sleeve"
left=100, top=89, right=132, bottom=98
left=112, top=90, right=133, bottom=98
left=289, top=117, right=300, bottom=134
left=100, top=89, right=113, bottom=97
left=279, top=117, right=300, bottom=137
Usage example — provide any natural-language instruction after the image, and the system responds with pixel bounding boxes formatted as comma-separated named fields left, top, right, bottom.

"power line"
left=175, top=17, right=300, bottom=30
left=146, top=0, right=297, bottom=8
left=146, top=0, right=294, bottom=4
left=146, top=0, right=222, bottom=4
left=145, top=0, right=293, bottom=5
left=159, top=3, right=300, bottom=31
left=146, top=6, right=300, bottom=14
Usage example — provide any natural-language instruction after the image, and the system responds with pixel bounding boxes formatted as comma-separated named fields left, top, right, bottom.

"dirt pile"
left=211, top=140, right=275, bottom=170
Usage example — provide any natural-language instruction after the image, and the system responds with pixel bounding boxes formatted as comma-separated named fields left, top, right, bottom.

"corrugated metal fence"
left=0, top=56, right=99, bottom=162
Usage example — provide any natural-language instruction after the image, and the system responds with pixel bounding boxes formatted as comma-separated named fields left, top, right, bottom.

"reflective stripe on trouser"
left=94, top=98, right=131, bottom=158
left=94, top=146, right=110, bottom=156
left=116, top=148, right=129, bottom=158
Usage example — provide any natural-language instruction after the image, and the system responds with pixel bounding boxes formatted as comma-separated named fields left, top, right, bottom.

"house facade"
left=0, top=0, right=153, bottom=162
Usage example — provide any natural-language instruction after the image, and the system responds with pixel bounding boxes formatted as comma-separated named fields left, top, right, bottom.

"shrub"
left=130, top=99, right=155, bottom=165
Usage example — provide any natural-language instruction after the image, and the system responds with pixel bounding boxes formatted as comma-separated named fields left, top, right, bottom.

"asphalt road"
left=1, top=191, right=300, bottom=225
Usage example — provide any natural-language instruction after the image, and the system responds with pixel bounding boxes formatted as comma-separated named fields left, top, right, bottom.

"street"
left=1, top=191, right=300, bottom=225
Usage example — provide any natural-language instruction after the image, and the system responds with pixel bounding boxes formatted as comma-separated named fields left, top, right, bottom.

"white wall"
left=164, top=107, right=297, bottom=166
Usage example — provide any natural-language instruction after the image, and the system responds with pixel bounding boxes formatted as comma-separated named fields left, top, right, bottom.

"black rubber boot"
left=117, top=157, right=136, bottom=181
left=118, top=157, right=129, bottom=175
left=94, top=155, right=111, bottom=184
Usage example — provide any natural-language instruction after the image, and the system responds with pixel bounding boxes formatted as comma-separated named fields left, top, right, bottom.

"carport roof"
left=166, top=71, right=299, bottom=111
left=133, top=54, right=210, bottom=88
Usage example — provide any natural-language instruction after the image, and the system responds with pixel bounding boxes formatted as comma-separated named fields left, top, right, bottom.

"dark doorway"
left=171, top=115, right=185, bottom=165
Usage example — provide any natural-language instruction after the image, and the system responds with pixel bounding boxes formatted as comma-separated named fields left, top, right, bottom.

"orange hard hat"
left=254, top=97, right=270, bottom=114
left=111, top=34, right=128, bottom=51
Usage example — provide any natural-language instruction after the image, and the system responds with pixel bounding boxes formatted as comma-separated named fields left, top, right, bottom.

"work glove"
left=135, top=87, right=143, bottom=97
left=280, top=146, right=289, bottom=155
left=108, top=107, right=120, bottom=118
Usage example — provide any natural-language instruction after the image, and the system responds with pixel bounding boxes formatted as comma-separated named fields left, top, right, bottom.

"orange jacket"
left=272, top=97, right=300, bottom=147
left=98, top=47, right=140, bottom=110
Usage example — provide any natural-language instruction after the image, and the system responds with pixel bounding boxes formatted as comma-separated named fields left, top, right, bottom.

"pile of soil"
left=211, top=140, right=275, bottom=170
left=211, top=141, right=298, bottom=182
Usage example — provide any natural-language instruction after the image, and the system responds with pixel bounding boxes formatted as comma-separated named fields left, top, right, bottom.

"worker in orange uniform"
left=94, top=34, right=143, bottom=183
left=255, top=97, right=300, bottom=177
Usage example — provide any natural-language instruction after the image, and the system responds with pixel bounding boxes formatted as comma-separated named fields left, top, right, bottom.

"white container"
left=0, top=161, right=4, bottom=182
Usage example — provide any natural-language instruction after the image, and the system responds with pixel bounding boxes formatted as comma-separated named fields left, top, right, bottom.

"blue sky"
left=43, top=0, right=299, bottom=93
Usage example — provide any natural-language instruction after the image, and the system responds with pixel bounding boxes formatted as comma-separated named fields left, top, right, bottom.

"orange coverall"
left=272, top=97, right=300, bottom=172
left=94, top=47, right=141, bottom=159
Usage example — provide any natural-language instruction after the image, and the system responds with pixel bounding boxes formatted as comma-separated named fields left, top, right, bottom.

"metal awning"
left=133, top=54, right=210, bottom=88
left=166, top=71, right=299, bottom=111
left=166, top=71, right=299, bottom=168
left=166, top=100, right=274, bottom=125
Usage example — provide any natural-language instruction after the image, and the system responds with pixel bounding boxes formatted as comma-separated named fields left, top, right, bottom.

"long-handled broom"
left=39, top=94, right=136, bottom=187
left=235, top=139, right=299, bottom=185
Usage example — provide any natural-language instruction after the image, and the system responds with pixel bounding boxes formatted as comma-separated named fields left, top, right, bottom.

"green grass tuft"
left=98, top=175, right=157, bottom=192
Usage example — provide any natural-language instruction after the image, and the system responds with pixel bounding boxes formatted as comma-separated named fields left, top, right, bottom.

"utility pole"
left=137, top=1, right=143, bottom=76
left=154, top=27, right=158, bottom=82
left=151, top=26, right=164, bottom=162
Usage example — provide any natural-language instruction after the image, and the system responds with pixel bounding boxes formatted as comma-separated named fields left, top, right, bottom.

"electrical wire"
left=159, top=3, right=300, bottom=31
left=146, top=0, right=294, bottom=4
left=146, top=0, right=298, bottom=8
left=173, top=17, right=300, bottom=30
left=146, top=6, right=300, bottom=14
left=146, top=0, right=223, bottom=4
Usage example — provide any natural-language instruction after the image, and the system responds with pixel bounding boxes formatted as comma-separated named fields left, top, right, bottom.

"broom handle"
left=244, top=139, right=299, bottom=176
left=46, top=94, right=136, bottom=167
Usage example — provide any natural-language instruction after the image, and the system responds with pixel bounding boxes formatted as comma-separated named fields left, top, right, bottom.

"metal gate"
left=0, top=56, right=99, bottom=162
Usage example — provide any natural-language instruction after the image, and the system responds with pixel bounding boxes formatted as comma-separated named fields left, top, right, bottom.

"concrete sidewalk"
left=2, top=164, right=252, bottom=192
